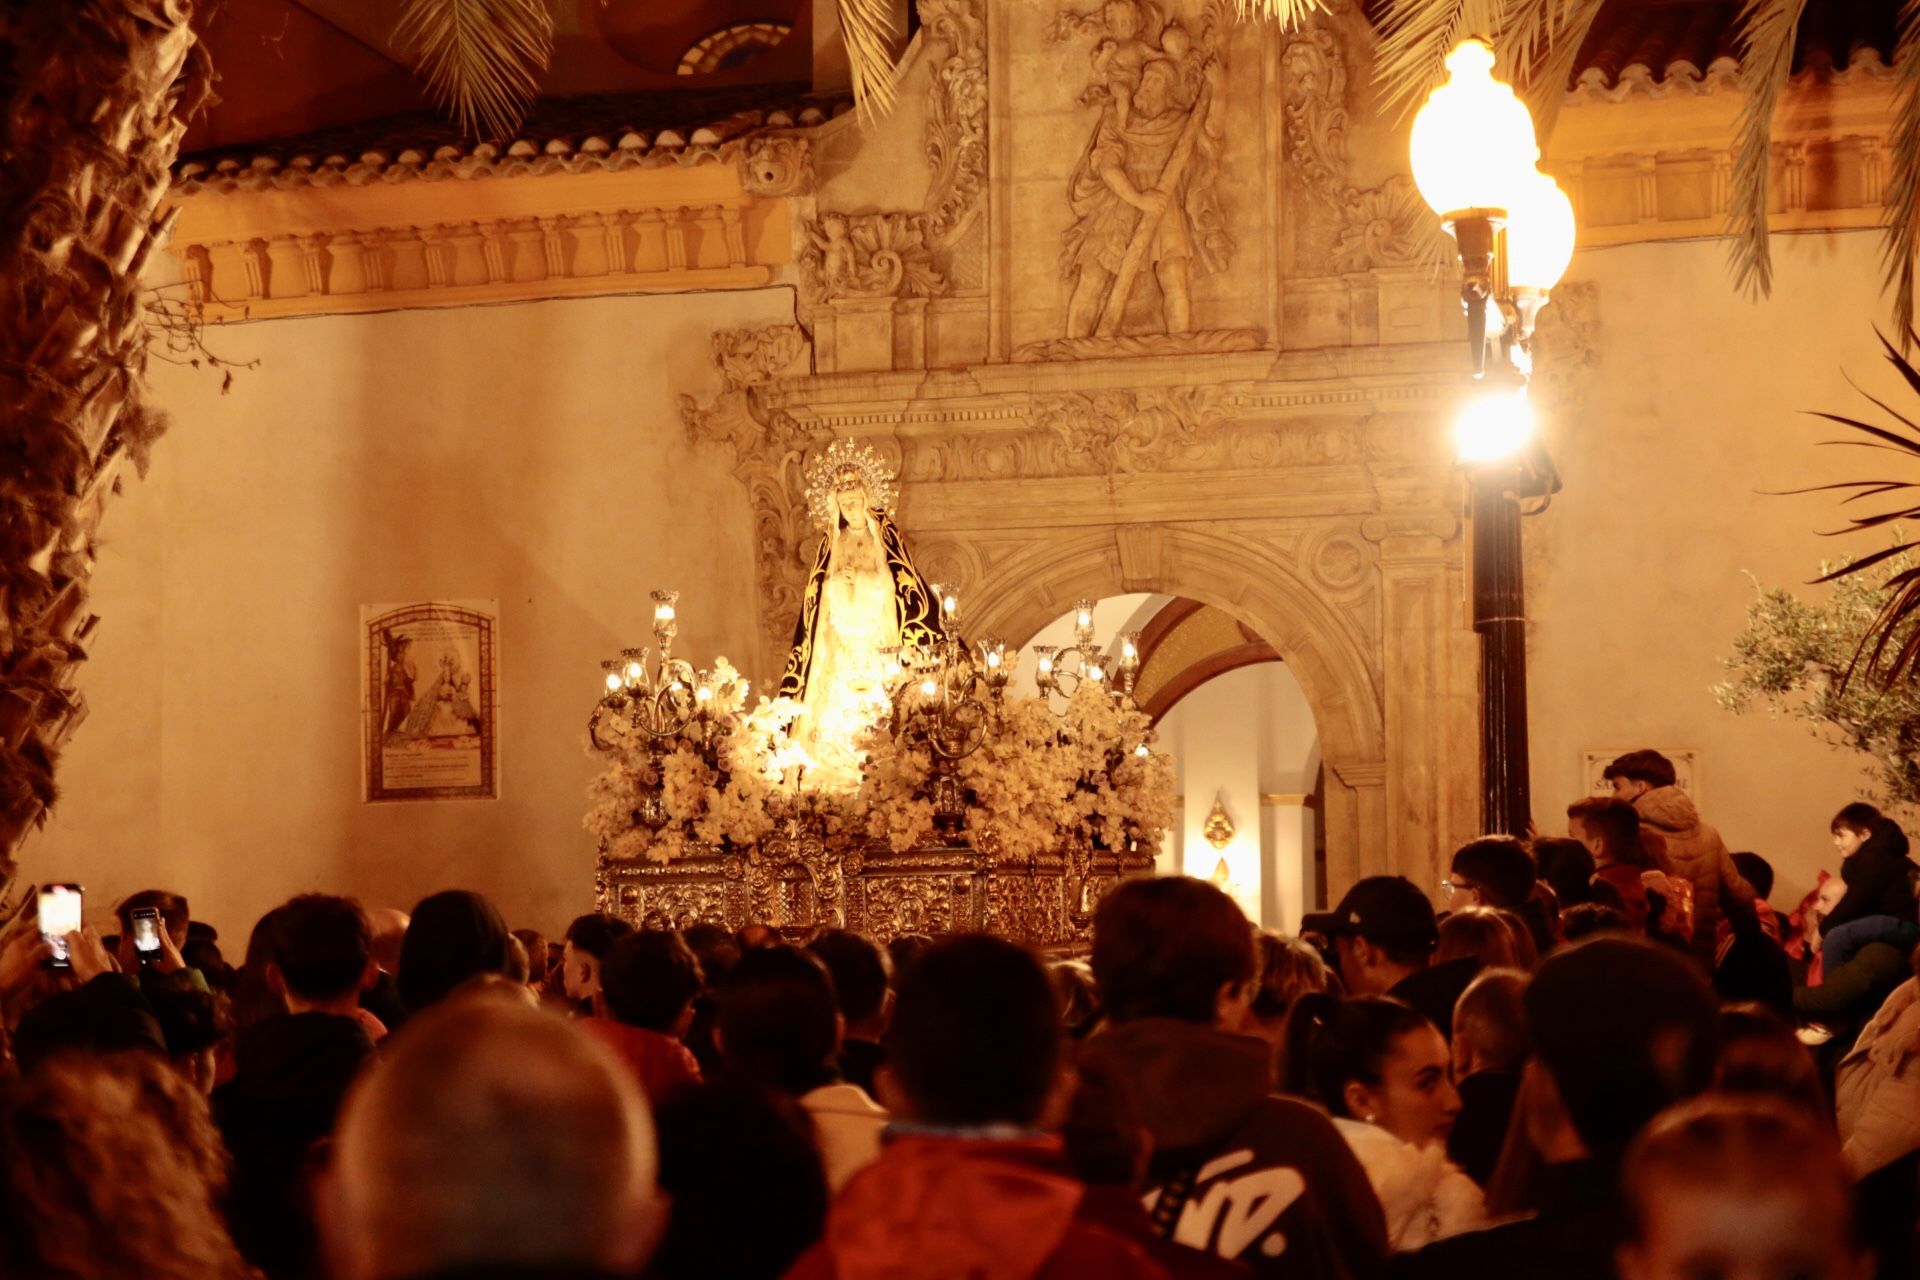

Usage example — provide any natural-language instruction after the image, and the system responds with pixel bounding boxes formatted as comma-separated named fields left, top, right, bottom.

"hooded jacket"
left=1828, top=819, right=1920, bottom=931
left=1632, top=786, right=1753, bottom=960
left=782, top=1135, right=1166, bottom=1280
left=1837, top=977, right=1920, bottom=1178
left=1078, top=1018, right=1389, bottom=1280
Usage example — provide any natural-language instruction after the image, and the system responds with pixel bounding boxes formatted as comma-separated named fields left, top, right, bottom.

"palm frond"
left=1229, top=0, right=1328, bottom=25
left=1497, top=0, right=1609, bottom=143
left=1803, top=330, right=1920, bottom=687
left=839, top=0, right=903, bottom=120
left=395, top=0, right=554, bottom=142
left=1883, top=1, right=1920, bottom=344
left=1724, top=0, right=1806, bottom=299
left=1373, top=0, right=1503, bottom=121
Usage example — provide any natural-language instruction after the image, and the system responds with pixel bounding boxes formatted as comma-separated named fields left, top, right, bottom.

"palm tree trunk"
left=0, top=0, right=211, bottom=917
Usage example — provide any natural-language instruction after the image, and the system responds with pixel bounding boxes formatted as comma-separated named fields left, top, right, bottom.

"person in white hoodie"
left=1281, top=992, right=1486, bottom=1250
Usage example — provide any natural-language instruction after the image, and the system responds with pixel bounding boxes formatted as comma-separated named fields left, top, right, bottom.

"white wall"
left=1157, top=661, right=1321, bottom=930
left=1528, top=229, right=1899, bottom=910
left=24, top=289, right=785, bottom=944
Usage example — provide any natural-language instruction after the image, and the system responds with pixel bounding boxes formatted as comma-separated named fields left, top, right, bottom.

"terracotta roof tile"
left=172, top=83, right=845, bottom=194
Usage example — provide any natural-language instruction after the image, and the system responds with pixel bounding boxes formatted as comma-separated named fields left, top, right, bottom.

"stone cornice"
left=1547, top=65, right=1897, bottom=249
left=165, top=148, right=797, bottom=322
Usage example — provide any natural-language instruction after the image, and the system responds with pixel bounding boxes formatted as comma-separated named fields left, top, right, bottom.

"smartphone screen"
left=132, top=910, right=161, bottom=955
left=38, top=884, right=82, bottom=968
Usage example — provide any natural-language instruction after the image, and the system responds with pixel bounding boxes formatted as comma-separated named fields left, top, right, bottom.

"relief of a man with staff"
left=1060, top=3, right=1233, bottom=341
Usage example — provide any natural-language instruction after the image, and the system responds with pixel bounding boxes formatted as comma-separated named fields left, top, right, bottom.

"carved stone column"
left=1362, top=505, right=1475, bottom=889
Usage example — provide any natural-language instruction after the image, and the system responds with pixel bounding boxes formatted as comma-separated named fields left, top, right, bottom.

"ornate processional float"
left=584, top=440, right=1174, bottom=948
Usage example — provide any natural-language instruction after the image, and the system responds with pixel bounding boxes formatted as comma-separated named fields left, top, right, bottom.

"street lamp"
left=1411, top=38, right=1574, bottom=837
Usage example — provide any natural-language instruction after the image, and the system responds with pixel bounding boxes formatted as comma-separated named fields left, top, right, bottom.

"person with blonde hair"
left=1242, top=930, right=1330, bottom=1051
left=1435, top=907, right=1535, bottom=973
left=0, top=1054, right=250, bottom=1280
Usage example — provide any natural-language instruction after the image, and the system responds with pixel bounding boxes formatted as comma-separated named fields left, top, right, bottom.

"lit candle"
left=1088, top=664, right=1105, bottom=683
left=920, top=678, right=939, bottom=698
left=604, top=672, right=622, bottom=693
left=1033, top=645, right=1057, bottom=691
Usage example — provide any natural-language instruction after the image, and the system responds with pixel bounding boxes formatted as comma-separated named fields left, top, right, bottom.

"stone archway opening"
left=1014, top=592, right=1323, bottom=931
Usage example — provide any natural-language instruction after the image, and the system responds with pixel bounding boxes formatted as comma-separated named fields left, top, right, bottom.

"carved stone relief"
left=741, top=136, right=814, bottom=197
left=1278, top=17, right=1445, bottom=275
left=920, top=0, right=989, bottom=247
left=1016, top=0, right=1262, bottom=362
left=798, top=212, right=950, bottom=302
left=680, top=324, right=822, bottom=663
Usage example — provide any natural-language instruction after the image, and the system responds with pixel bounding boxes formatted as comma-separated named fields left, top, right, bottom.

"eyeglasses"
left=1440, top=877, right=1477, bottom=897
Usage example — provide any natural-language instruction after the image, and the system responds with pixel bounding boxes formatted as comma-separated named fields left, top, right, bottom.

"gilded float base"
left=595, top=833, right=1155, bottom=952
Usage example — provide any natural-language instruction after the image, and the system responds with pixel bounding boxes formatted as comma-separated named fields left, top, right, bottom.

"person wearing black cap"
left=1302, top=876, right=1480, bottom=1039
left=1391, top=936, right=1719, bottom=1280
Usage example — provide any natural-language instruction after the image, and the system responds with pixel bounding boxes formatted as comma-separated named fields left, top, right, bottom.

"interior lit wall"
left=24, top=288, right=783, bottom=944
left=1157, top=662, right=1321, bottom=932
left=1527, top=228, right=1895, bottom=912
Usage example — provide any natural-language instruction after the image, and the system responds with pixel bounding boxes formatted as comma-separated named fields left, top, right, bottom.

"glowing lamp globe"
left=1408, top=40, right=1539, bottom=222
left=1506, top=169, right=1576, bottom=293
left=1454, top=385, right=1536, bottom=464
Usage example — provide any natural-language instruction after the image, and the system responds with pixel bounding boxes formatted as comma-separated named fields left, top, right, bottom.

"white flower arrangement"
left=586, top=661, right=1175, bottom=865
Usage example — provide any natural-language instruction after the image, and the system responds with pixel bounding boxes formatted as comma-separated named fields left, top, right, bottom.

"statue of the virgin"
left=779, top=439, right=945, bottom=785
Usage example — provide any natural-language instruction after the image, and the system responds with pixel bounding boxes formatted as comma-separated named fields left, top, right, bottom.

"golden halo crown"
left=805, top=439, right=897, bottom=529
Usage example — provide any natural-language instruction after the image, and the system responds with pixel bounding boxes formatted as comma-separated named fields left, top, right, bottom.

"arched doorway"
left=1015, top=593, right=1325, bottom=930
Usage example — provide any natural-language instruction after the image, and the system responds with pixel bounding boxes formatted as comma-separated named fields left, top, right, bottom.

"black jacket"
left=215, top=1012, right=376, bottom=1278
left=1391, top=1158, right=1621, bottom=1280
left=1080, top=1017, right=1389, bottom=1280
left=1446, top=1070, right=1521, bottom=1189
left=1829, top=820, right=1919, bottom=930
left=1391, top=957, right=1482, bottom=1039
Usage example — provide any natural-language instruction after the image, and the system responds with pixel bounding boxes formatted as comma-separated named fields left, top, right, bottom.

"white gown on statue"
left=797, top=518, right=898, bottom=785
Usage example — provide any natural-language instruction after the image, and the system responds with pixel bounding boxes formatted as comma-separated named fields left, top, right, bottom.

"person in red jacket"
left=576, top=930, right=703, bottom=1108
left=785, top=934, right=1169, bottom=1280
left=1568, top=796, right=1651, bottom=934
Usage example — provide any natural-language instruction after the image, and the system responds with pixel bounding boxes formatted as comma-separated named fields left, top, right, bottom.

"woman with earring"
left=1281, top=994, right=1486, bottom=1250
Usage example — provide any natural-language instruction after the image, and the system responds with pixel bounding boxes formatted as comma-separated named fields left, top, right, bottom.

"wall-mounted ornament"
left=1204, top=796, right=1235, bottom=850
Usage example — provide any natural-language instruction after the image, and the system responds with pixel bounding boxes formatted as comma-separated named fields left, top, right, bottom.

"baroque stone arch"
left=965, top=525, right=1391, bottom=894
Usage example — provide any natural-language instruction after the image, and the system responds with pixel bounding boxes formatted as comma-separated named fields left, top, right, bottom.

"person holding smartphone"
left=113, top=889, right=195, bottom=983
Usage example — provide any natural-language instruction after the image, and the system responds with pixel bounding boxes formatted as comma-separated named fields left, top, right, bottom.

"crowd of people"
left=0, top=747, right=1915, bottom=1279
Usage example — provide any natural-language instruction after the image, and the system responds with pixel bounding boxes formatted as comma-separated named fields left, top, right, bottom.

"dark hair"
left=807, top=930, right=891, bottom=1027
left=1527, top=937, right=1718, bottom=1158
left=1560, top=901, right=1626, bottom=941
left=1729, top=852, right=1774, bottom=901
left=271, top=895, right=372, bottom=1002
left=1450, top=836, right=1537, bottom=910
left=1831, top=802, right=1882, bottom=835
left=887, top=933, right=935, bottom=986
left=1603, top=750, right=1677, bottom=788
left=563, top=914, right=633, bottom=961
left=602, top=931, right=705, bottom=1032
left=889, top=935, right=1061, bottom=1126
left=399, top=890, right=512, bottom=1014
left=1093, top=877, right=1254, bottom=1025
left=1250, top=932, right=1329, bottom=1022
left=511, top=930, right=548, bottom=986
left=716, top=945, right=840, bottom=1097
left=231, top=906, right=291, bottom=1033
left=648, top=1082, right=828, bottom=1280
left=1454, top=968, right=1528, bottom=1072
left=1280, top=994, right=1435, bottom=1116
left=1567, top=796, right=1649, bottom=869
left=117, top=890, right=190, bottom=948
left=1533, top=837, right=1595, bottom=908
left=682, top=923, right=740, bottom=985
left=148, top=983, right=234, bottom=1061
left=182, top=938, right=233, bottom=991
left=1715, top=1003, right=1829, bottom=1122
